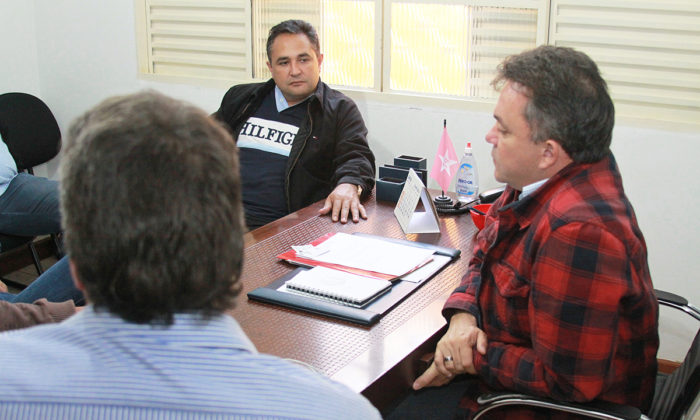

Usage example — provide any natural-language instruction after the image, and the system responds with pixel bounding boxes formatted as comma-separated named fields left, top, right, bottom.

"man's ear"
left=266, top=60, right=272, bottom=73
left=539, top=139, right=560, bottom=170
left=539, top=139, right=573, bottom=174
left=68, top=259, right=85, bottom=293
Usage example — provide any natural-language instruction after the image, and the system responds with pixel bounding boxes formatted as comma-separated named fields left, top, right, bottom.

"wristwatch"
left=356, top=185, right=363, bottom=197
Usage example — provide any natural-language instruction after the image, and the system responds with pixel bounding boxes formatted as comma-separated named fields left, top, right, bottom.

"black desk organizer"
left=376, top=155, right=428, bottom=203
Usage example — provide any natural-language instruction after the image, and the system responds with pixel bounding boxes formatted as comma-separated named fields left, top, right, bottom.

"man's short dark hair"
left=60, top=90, right=244, bottom=325
left=492, top=45, right=615, bottom=163
left=266, top=19, right=321, bottom=61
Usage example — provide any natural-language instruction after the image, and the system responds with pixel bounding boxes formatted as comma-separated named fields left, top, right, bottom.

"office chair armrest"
left=474, top=392, right=643, bottom=420
left=655, top=289, right=700, bottom=322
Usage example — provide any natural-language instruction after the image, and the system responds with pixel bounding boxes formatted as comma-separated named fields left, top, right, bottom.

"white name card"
left=394, top=168, right=440, bottom=234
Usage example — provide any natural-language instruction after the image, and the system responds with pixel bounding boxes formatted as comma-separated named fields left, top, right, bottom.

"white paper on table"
left=399, top=254, right=452, bottom=283
left=308, top=232, right=435, bottom=277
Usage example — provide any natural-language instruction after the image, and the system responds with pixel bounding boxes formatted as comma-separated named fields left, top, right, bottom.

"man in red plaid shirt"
left=387, top=46, right=659, bottom=419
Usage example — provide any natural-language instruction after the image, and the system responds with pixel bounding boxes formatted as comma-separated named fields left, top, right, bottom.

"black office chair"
left=473, top=289, right=700, bottom=420
left=0, top=92, right=62, bottom=287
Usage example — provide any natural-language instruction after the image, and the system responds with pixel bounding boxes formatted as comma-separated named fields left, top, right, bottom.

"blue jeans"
left=0, top=256, right=84, bottom=305
left=0, top=173, right=61, bottom=238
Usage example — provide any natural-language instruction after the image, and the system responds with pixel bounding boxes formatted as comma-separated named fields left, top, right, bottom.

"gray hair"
left=60, top=90, right=244, bottom=324
left=493, top=45, right=615, bottom=163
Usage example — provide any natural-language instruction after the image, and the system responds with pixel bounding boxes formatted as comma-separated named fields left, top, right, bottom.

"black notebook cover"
left=247, top=233, right=460, bottom=326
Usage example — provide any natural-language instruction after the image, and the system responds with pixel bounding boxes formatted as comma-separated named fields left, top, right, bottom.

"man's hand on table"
left=319, top=183, right=367, bottom=223
left=413, top=312, right=488, bottom=390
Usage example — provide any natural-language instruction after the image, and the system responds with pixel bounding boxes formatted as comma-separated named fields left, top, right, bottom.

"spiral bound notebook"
left=284, top=266, right=392, bottom=308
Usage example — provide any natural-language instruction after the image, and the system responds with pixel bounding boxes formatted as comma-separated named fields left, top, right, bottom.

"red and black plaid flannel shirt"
left=443, top=154, right=659, bottom=418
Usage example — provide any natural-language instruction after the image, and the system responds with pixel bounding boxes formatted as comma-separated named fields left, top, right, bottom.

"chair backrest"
left=648, top=329, right=700, bottom=420
left=0, top=92, right=61, bottom=170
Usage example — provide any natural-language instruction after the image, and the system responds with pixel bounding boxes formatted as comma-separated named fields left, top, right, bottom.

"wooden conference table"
left=230, top=191, right=477, bottom=410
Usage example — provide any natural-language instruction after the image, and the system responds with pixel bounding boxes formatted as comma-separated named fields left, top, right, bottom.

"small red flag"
left=429, top=123, right=458, bottom=193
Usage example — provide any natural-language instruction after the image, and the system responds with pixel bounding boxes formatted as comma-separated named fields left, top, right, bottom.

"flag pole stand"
left=433, top=192, right=454, bottom=208
left=432, top=119, right=457, bottom=211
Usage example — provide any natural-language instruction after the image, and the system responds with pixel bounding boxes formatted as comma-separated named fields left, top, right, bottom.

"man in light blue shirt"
left=0, top=138, right=17, bottom=195
left=0, top=91, right=381, bottom=419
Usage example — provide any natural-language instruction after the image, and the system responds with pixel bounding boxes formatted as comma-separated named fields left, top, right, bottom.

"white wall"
left=3, top=0, right=698, bottom=359
left=0, top=1, right=40, bottom=97
left=0, top=0, right=43, bottom=176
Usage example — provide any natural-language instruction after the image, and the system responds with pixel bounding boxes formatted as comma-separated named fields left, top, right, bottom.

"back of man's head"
left=60, top=90, right=244, bottom=325
left=493, top=45, right=615, bottom=163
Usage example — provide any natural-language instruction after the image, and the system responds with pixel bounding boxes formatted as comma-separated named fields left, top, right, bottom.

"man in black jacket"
left=214, top=19, right=375, bottom=230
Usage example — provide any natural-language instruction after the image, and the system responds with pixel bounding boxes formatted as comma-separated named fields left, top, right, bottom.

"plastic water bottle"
left=456, top=142, right=479, bottom=203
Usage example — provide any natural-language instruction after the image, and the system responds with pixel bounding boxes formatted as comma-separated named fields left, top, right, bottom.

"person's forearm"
left=0, top=299, right=76, bottom=332
left=442, top=250, right=485, bottom=319
left=332, top=103, right=375, bottom=194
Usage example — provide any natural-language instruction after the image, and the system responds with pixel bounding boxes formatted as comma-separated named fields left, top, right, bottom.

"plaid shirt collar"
left=497, top=153, right=616, bottom=231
